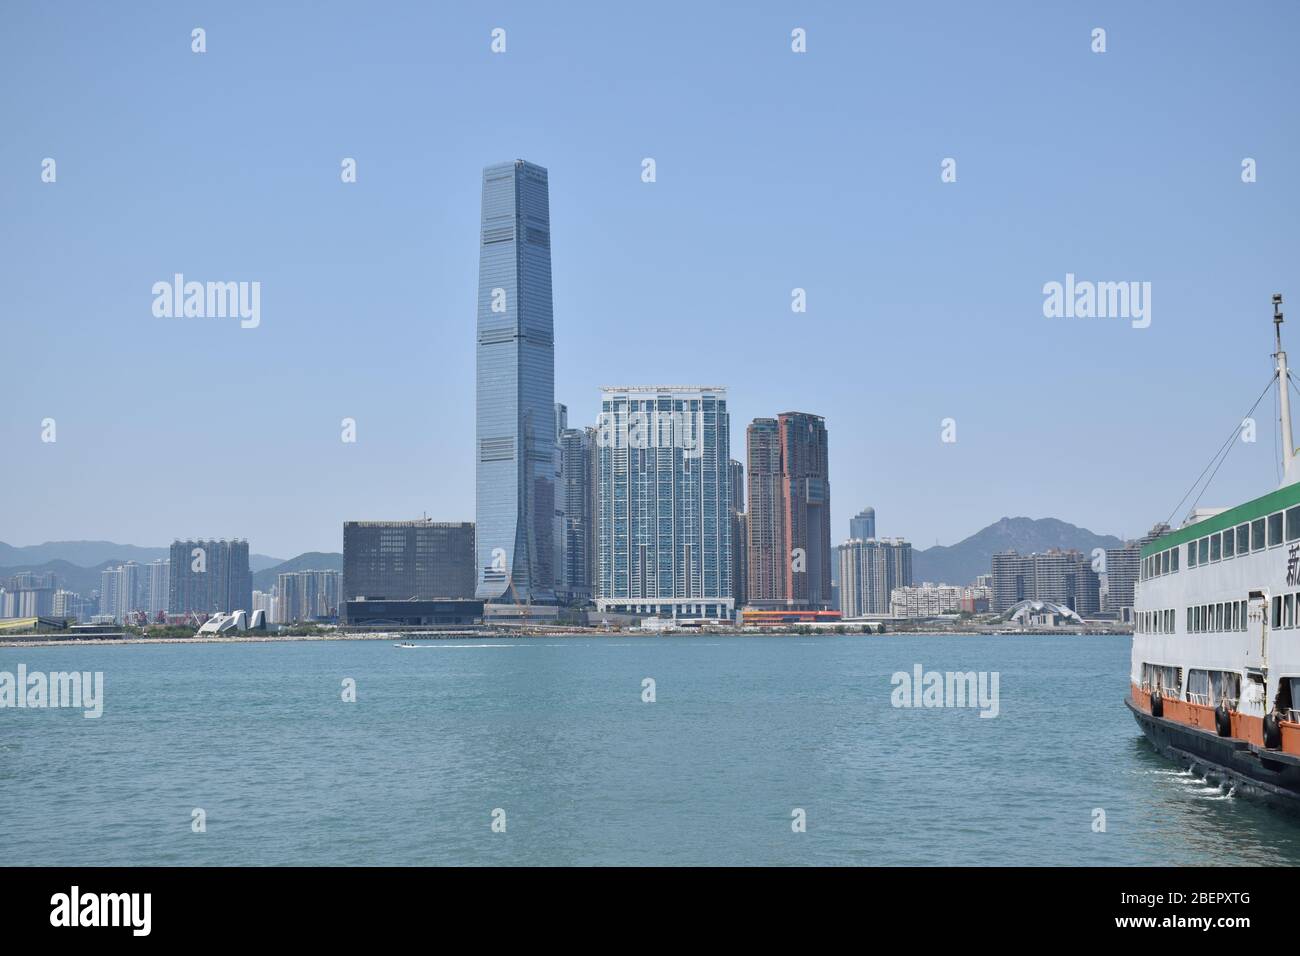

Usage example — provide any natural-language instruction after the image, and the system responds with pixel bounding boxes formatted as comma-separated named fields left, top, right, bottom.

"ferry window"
left=1187, top=542, right=1197, bottom=567
left=1237, top=524, right=1250, bottom=555
left=1223, top=528, right=1235, bottom=557
left=1227, top=603, right=1234, bottom=630
left=1172, top=548, right=1179, bottom=571
left=1252, top=518, right=1266, bottom=551
left=1270, top=511, right=1284, bottom=546
left=1217, top=603, right=1224, bottom=630
left=1199, top=538, right=1209, bottom=564
left=1187, top=608, right=1193, bottom=631
left=1169, top=609, right=1175, bottom=631
left=1286, top=594, right=1294, bottom=629
left=1211, top=535, right=1221, bottom=561
left=1275, top=595, right=1283, bottom=628
left=1289, top=507, right=1300, bottom=542
left=1161, top=551, right=1170, bottom=574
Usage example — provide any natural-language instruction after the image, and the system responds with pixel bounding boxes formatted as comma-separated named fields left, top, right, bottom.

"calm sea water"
left=4, top=634, right=1300, bottom=866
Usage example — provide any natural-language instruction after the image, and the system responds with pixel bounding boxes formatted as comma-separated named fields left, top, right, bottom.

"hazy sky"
left=3, top=1, right=1299, bottom=558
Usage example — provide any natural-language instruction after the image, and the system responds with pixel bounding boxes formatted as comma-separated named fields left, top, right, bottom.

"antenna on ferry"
left=1276, top=293, right=1294, bottom=475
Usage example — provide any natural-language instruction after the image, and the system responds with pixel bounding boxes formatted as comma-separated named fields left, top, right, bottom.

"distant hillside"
left=0, top=540, right=169, bottom=567
left=912, top=517, right=1124, bottom=587
left=253, top=552, right=344, bottom=591
left=0, top=541, right=284, bottom=576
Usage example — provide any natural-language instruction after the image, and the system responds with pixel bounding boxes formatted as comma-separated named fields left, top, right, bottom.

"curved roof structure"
left=1001, top=600, right=1084, bottom=625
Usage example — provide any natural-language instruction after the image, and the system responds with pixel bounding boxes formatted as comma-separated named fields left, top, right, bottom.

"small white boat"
left=394, top=641, right=419, bottom=648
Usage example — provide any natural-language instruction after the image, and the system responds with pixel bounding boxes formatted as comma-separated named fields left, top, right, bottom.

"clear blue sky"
left=3, top=1, right=1299, bottom=558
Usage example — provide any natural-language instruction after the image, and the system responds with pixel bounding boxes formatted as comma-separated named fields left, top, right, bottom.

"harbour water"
left=4, top=634, right=1300, bottom=866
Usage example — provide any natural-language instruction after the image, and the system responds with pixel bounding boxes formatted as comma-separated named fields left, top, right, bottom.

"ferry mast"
left=1277, top=293, right=1295, bottom=475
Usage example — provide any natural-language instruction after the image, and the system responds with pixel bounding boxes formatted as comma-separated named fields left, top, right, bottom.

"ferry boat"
left=1129, top=294, right=1300, bottom=804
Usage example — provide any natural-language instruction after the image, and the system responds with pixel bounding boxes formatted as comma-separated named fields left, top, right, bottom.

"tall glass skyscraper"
left=596, top=386, right=732, bottom=621
left=475, top=159, right=557, bottom=605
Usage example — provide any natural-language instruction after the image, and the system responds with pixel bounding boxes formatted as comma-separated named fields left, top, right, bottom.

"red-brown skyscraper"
left=746, top=413, right=832, bottom=610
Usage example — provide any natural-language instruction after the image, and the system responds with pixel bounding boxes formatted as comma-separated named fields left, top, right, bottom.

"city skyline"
left=4, top=4, right=1299, bottom=559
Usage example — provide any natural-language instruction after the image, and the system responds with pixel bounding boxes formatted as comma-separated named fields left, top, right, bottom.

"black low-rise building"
left=344, top=598, right=484, bottom=627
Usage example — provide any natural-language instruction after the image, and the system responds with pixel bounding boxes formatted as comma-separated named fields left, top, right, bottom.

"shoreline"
left=0, top=628, right=1132, bottom=649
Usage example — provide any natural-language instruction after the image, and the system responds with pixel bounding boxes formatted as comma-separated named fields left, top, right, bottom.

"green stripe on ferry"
left=1142, top=479, right=1300, bottom=558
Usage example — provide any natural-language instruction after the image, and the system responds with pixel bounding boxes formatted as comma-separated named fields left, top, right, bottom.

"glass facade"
left=596, top=386, right=733, bottom=620
left=475, top=160, right=557, bottom=604
left=342, top=521, right=475, bottom=612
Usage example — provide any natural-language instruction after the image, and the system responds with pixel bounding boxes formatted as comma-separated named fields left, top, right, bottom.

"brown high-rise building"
left=746, top=413, right=832, bottom=610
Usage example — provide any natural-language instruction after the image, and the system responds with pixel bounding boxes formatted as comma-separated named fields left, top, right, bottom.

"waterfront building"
left=595, top=385, right=732, bottom=621
left=838, top=537, right=914, bottom=618
left=51, top=589, right=79, bottom=618
left=277, top=570, right=342, bottom=622
left=0, top=571, right=58, bottom=619
left=167, top=539, right=252, bottom=616
left=144, top=559, right=169, bottom=615
left=252, top=588, right=276, bottom=622
left=729, top=458, right=747, bottom=608
left=475, top=159, right=558, bottom=606
left=890, top=583, right=993, bottom=618
left=990, top=549, right=1101, bottom=615
left=558, top=421, right=595, bottom=604
left=554, top=403, right=568, bottom=601
left=1104, top=544, right=1141, bottom=619
left=342, top=520, right=475, bottom=624
left=745, top=413, right=833, bottom=610
left=344, top=598, right=484, bottom=627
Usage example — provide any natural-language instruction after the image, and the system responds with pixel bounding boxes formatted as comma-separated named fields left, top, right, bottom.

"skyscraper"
left=558, top=422, right=595, bottom=604
left=554, top=402, right=568, bottom=601
left=145, top=559, right=169, bottom=616
left=990, top=549, right=1101, bottom=615
left=850, top=507, right=876, bottom=542
left=745, top=412, right=832, bottom=610
left=167, top=540, right=251, bottom=616
left=596, top=386, right=732, bottom=620
left=277, top=570, right=343, bottom=622
left=728, top=458, right=747, bottom=609
left=838, top=537, right=913, bottom=617
left=475, top=159, right=557, bottom=606
left=746, top=418, right=781, bottom=604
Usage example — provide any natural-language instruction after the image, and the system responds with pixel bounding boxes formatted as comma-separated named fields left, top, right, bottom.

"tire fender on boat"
left=1150, top=690, right=1163, bottom=718
left=1264, top=712, right=1283, bottom=750
left=1215, top=703, right=1232, bottom=738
